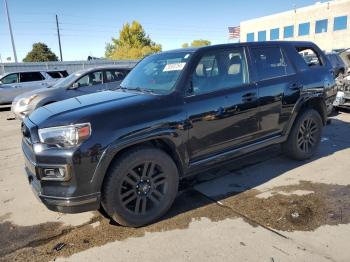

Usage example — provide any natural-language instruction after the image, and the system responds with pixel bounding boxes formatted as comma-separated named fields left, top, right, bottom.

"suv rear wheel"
left=101, top=147, right=179, bottom=227
left=282, top=109, right=323, bottom=160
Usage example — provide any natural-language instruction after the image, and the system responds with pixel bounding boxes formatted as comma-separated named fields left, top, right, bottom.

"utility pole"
left=55, top=14, right=63, bottom=61
left=3, top=0, right=18, bottom=63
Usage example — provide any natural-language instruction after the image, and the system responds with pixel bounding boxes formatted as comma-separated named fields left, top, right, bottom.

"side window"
left=20, top=72, right=44, bottom=83
left=1, top=73, right=18, bottom=84
left=90, top=71, right=103, bottom=85
left=47, top=71, right=62, bottom=78
left=76, top=71, right=103, bottom=87
left=191, top=48, right=249, bottom=95
left=296, top=47, right=323, bottom=67
left=76, top=75, right=90, bottom=87
left=105, top=70, right=125, bottom=83
left=251, top=47, right=295, bottom=80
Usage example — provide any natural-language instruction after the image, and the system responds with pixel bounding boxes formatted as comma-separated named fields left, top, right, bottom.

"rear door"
left=19, top=72, right=48, bottom=93
left=249, top=45, right=299, bottom=137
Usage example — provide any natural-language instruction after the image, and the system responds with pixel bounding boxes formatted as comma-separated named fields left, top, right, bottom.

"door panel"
left=186, top=47, right=259, bottom=162
left=224, top=83, right=259, bottom=147
left=185, top=92, right=231, bottom=161
left=0, top=73, right=20, bottom=103
left=249, top=46, right=299, bottom=137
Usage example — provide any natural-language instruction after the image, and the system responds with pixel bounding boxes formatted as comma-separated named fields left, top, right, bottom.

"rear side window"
left=251, top=46, right=295, bottom=80
left=20, top=72, right=44, bottom=83
left=1, top=73, right=18, bottom=84
left=296, top=47, right=323, bottom=67
left=47, top=71, right=62, bottom=78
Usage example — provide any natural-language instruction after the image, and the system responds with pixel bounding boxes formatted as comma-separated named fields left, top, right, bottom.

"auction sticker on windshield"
left=163, top=62, right=186, bottom=72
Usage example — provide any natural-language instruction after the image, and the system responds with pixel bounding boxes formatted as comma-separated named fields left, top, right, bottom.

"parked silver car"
left=12, top=66, right=131, bottom=119
left=0, top=70, right=68, bottom=106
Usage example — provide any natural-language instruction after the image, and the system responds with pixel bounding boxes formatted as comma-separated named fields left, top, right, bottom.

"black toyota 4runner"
left=22, top=41, right=336, bottom=227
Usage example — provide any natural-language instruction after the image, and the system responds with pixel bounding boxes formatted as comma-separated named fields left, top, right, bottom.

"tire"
left=282, top=109, right=323, bottom=160
left=101, top=147, right=179, bottom=227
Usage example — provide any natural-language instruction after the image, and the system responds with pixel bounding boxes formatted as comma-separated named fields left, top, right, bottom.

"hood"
left=28, top=90, right=153, bottom=128
left=13, top=87, right=51, bottom=102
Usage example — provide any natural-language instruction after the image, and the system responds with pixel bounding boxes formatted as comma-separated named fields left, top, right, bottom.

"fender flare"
left=89, top=128, right=184, bottom=193
left=283, top=93, right=327, bottom=137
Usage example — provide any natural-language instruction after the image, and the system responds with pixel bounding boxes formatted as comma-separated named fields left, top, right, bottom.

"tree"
left=182, top=39, right=211, bottom=48
left=23, top=43, right=58, bottom=62
left=105, top=21, right=161, bottom=60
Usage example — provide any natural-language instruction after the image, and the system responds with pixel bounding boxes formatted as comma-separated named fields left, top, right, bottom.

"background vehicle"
left=326, top=53, right=347, bottom=77
left=12, top=66, right=131, bottom=119
left=0, top=70, right=68, bottom=106
left=22, top=41, right=336, bottom=227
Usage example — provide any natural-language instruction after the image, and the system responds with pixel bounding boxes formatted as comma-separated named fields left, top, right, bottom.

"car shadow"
left=160, top=116, right=350, bottom=223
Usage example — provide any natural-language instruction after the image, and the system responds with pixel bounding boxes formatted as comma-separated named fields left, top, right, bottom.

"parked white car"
left=0, top=70, right=68, bottom=106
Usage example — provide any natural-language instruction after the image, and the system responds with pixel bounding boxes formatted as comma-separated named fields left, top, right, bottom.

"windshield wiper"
left=119, top=86, right=155, bottom=94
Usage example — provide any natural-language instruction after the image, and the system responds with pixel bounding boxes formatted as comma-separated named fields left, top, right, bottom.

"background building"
left=240, top=0, right=350, bottom=52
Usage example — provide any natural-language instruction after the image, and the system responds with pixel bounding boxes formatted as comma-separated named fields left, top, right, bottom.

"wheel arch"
left=284, top=95, right=327, bottom=137
left=91, top=135, right=185, bottom=194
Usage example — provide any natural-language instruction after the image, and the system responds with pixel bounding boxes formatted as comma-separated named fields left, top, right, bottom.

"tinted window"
left=20, top=72, right=44, bottom=82
left=247, top=33, right=254, bottom=42
left=59, top=71, right=69, bottom=77
left=251, top=47, right=294, bottom=80
left=270, top=28, right=279, bottom=40
left=284, top=25, right=294, bottom=38
left=315, top=19, right=328, bottom=33
left=258, top=31, right=266, bottom=41
left=334, top=16, right=347, bottom=31
left=1, top=73, right=18, bottom=84
left=47, top=72, right=62, bottom=78
left=105, top=70, right=126, bottom=83
left=191, top=48, right=249, bottom=95
left=298, top=22, right=310, bottom=36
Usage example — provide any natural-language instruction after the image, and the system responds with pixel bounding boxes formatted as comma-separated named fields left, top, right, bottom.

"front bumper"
left=21, top=118, right=101, bottom=213
left=23, top=150, right=100, bottom=213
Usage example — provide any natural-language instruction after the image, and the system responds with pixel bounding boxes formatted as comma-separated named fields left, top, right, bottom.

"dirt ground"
left=0, top=108, right=350, bottom=262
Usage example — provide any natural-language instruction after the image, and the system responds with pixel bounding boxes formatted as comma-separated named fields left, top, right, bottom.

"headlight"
left=38, top=123, right=91, bottom=148
left=18, top=95, right=38, bottom=106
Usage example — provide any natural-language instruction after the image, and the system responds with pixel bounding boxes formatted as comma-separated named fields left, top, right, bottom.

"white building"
left=239, top=0, right=350, bottom=52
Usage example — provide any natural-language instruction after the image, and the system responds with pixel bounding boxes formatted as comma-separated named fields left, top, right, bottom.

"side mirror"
left=71, top=82, right=80, bottom=89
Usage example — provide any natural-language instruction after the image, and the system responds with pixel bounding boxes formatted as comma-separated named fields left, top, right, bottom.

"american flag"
left=228, top=26, right=240, bottom=39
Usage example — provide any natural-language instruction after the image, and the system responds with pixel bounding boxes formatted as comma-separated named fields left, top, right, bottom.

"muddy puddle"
left=0, top=190, right=235, bottom=262
left=1, top=182, right=349, bottom=262
left=218, top=181, right=350, bottom=232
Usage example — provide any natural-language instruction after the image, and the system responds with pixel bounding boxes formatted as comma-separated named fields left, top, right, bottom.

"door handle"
left=242, top=92, right=257, bottom=103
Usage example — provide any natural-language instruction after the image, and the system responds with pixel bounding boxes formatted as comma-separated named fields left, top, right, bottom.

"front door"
left=72, top=71, right=105, bottom=96
left=185, top=47, right=259, bottom=162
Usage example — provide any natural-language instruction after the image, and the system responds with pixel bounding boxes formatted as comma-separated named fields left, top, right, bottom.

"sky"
left=0, top=0, right=327, bottom=62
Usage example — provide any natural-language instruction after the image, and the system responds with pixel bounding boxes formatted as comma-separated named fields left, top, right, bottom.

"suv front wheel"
left=102, top=147, right=179, bottom=227
left=282, top=109, right=323, bottom=160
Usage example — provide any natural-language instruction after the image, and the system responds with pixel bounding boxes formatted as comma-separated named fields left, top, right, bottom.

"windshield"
left=50, top=70, right=86, bottom=88
left=120, top=52, right=193, bottom=94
